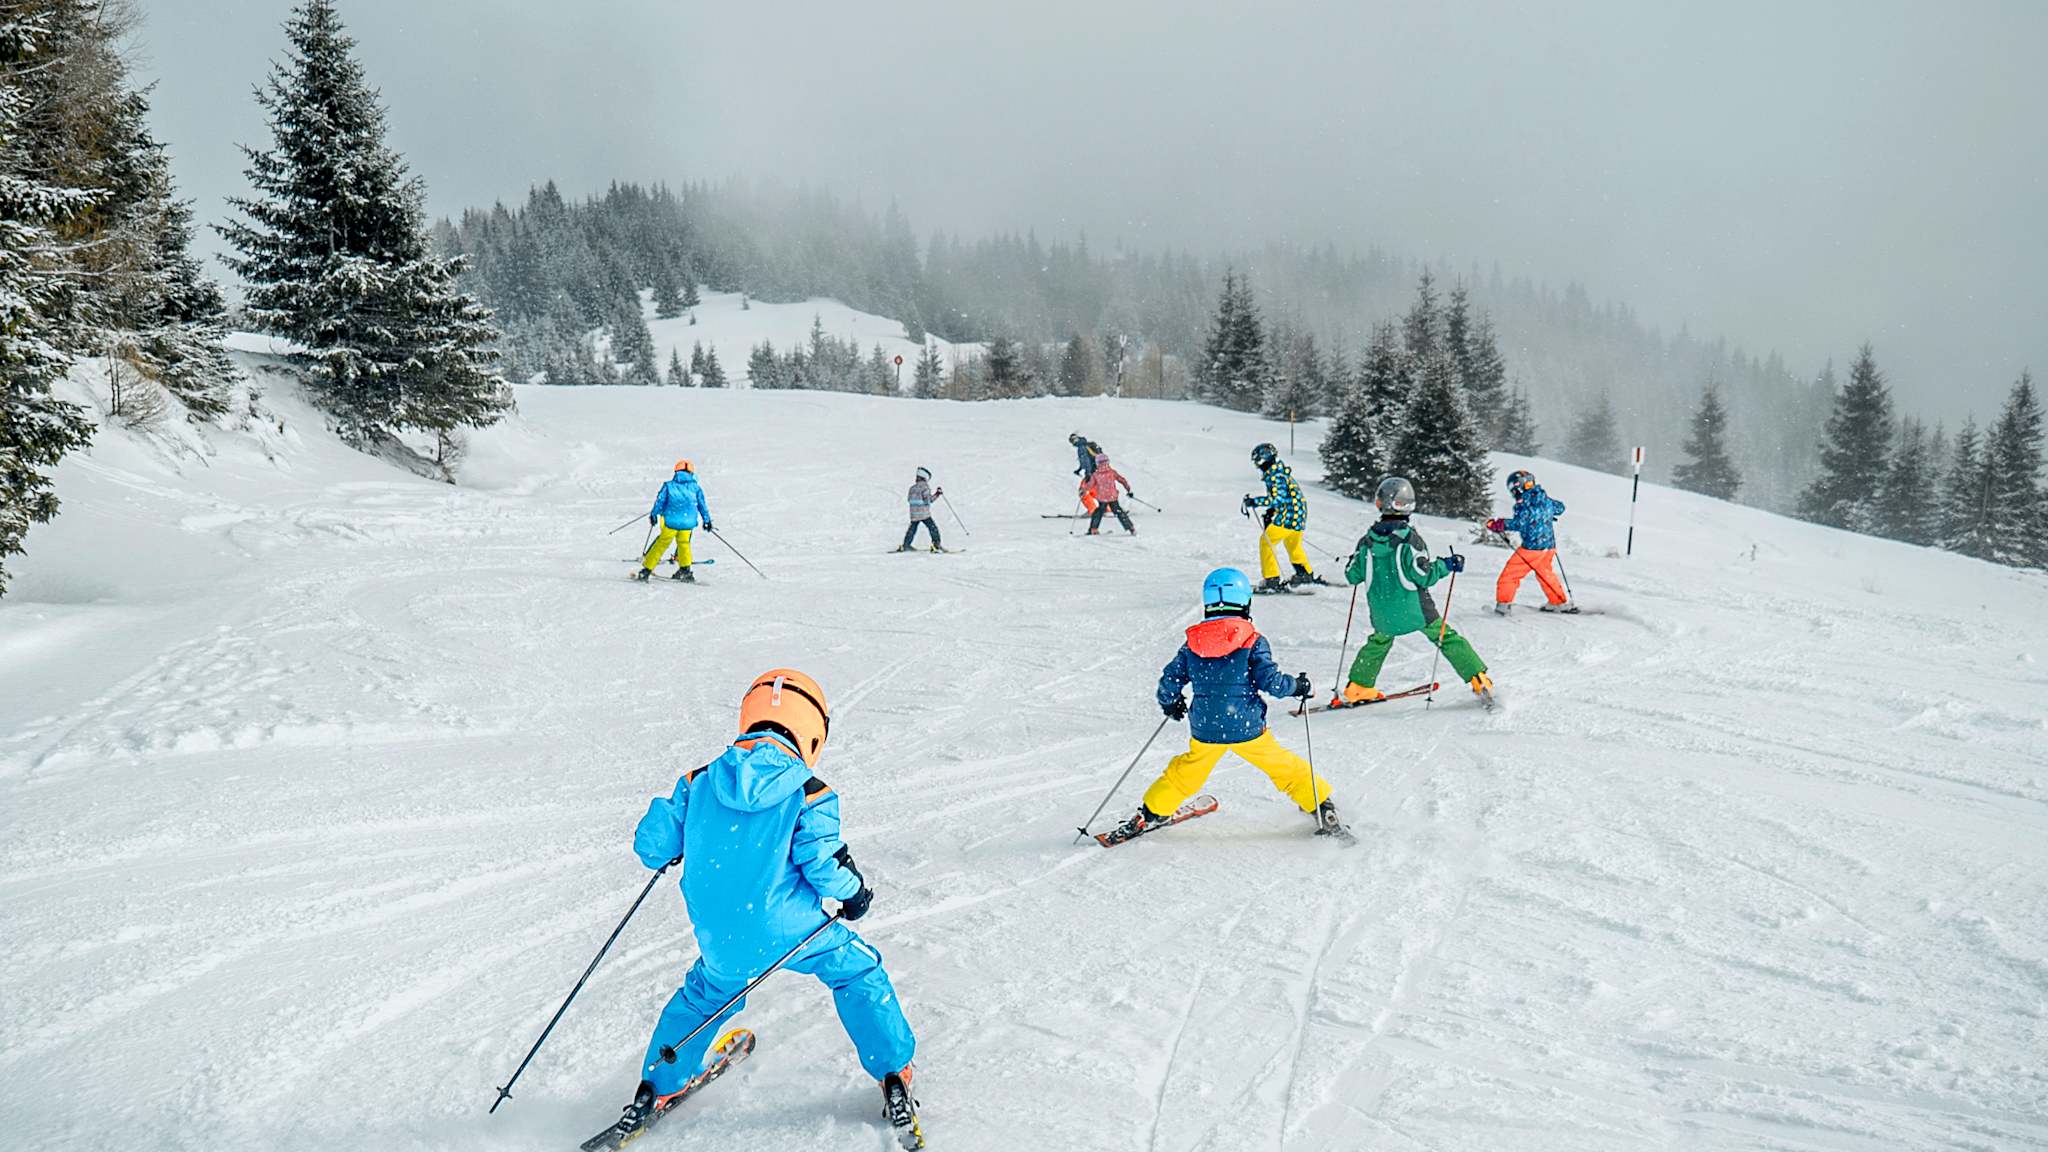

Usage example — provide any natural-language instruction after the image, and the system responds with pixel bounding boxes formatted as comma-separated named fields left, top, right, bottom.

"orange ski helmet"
left=739, top=668, right=831, bottom=767
left=673, top=459, right=694, bottom=474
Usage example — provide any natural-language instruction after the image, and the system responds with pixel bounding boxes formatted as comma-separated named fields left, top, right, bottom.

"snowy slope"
left=3, top=382, right=2047, bottom=1152
left=641, top=289, right=979, bottom=387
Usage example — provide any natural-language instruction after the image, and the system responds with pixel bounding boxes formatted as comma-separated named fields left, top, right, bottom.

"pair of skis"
left=1088, top=794, right=1357, bottom=848
left=578, top=1029, right=925, bottom=1150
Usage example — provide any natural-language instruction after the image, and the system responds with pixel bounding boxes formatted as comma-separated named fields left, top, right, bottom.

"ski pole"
left=609, top=515, right=646, bottom=536
left=1069, top=492, right=1086, bottom=536
left=706, top=528, right=767, bottom=579
left=490, top=857, right=679, bottom=1114
left=1553, top=551, right=1576, bottom=603
left=1329, top=584, right=1359, bottom=703
left=941, top=493, right=970, bottom=535
left=1302, top=691, right=1322, bottom=819
left=1127, top=494, right=1163, bottom=513
left=1071, top=716, right=1171, bottom=844
left=649, top=914, right=842, bottom=1071
left=638, top=522, right=655, bottom=559
left=1425, top=555, right=1460, bottom=710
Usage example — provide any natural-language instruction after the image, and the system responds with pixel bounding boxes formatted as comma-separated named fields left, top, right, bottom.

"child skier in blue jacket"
left=613, top=669, right=923, bottom=1147
left=1105, top=568, right=1340, bottom=842
left=1486, top=469, right=1574, bottom=613
left=635, top=459, right=713, bottom=583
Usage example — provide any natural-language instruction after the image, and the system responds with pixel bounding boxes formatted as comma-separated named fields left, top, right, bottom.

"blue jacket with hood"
left=1157, top=617, right=1303, bottom=745
left=633, top=730, right=861, bottom=980
left=1502, top=485, right=1565, bottom=551
left=649, top=470, right=711, bottom=530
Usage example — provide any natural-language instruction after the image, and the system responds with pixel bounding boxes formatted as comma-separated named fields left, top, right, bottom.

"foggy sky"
left=138, top=0, right=2046, bottom=420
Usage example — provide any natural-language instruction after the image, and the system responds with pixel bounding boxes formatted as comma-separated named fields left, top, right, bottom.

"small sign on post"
left=1626, top=446, right=1645, bottom=556
left=893, top=354, right=904, bottom=392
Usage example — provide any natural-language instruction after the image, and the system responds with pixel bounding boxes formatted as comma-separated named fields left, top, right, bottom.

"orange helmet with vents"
left=739, top=668, right=830, bottom=767
left=673, top=459, right=694, bottom=474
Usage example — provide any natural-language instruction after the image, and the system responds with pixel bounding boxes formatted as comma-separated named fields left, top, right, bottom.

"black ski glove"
left=1163, top=696, right=1188, bottom=721
left=648, top=514, right=657, bottom=526
left=1294, top=673, right=1313, bottom=699
left=702, top=519, right=715, bottom=533
left=833, top=845, right=874, bottom=920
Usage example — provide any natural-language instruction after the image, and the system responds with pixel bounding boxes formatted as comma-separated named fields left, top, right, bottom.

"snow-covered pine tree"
left=1057, top=334, right=1089, bottom=398
left=1939, top=418, right=1990, bottom=556
left=866, top=344, right=894, bottom=395
left=398, top=258, right=510, bottom=470
left=1673, top=384, right=1742, bottom=501
left=681, top=270, right=700, bottom=309
left=912, top=340, right=943, bottom=399
left=1983, top=371, right=2044, bottom=566
left=1461, top=313, right=1509, bottom=447
left=0, top=5, right=97, bottom=598
left=665, top=347, right=686, bottom=387
left=652, top=261, right=683, bottom=319
left=220, top=0, right=506, bottom=447
left=746, top=340, right=780, bottom=389
left=1199, top=270, right=1268, bottom=411
left=1565, top=392, right=1623, bottom=475
left=1261, top=326, right=1323, bottom=423
left=700, top=346, right=728, bottom=389
left=136, top=189, right=238, bottom=419
left=1401, top=269, right=1441, bottom=365
left=1497, top=387, right=1542, bottom=455
left=1320, top=346, right=1350, bottom=419
left=1355, top=322, right=1411, bottom=441
left=1796, top=344, right=1893, bottom=532
left=1879, top=418, right=1940, bottom=546
left=1391, top=347, right=1492, bottom=519
left=986, top=334, right=1022, bottom=399
left=1317, top=369, right=1385, bottom=500
left=611, top=297, right=657, bottom=384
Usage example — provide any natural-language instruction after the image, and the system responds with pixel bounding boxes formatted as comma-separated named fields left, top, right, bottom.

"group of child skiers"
left=598, top=439, right=1574, bottom=1149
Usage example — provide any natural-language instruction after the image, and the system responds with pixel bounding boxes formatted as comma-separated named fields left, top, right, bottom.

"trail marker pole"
left=1626, top=446, right=1644, bottom=556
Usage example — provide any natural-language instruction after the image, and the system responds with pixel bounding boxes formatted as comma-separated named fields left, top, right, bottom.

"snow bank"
left=2, top=384, right=2045, bottom=1151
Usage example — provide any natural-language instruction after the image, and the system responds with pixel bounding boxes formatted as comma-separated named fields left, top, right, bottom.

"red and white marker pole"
left=1626, top=445, right=1644, bottom=556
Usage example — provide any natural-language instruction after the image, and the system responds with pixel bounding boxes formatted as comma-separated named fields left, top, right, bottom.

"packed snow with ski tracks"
left=4, top=367, right=2047, bottom=1151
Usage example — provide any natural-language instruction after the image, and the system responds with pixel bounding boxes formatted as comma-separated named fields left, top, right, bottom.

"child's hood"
left=707, top=734, right=812, bottom=813
left=1184, top=617, right=1259, bottom=658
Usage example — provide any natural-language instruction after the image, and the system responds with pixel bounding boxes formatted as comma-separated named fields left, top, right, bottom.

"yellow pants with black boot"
left=1258, top=525, right=1313, bottom=581
left=1142, top=729, right=1331, bottom=817
left=641, top=525, right=694, bottom=572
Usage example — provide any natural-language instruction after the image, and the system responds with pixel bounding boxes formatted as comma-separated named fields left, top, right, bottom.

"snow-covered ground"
left=4, top=375, right=2047, bottom=1151
left=640, top=289, right=980, bottom=386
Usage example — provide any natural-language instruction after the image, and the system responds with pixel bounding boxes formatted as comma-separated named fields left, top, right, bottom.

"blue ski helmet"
left=1507, top=469, right=1537, bottom=496
left=1251, top=442, right=1278, bottom=469
left=1201, top=567, right=1255, bottom=617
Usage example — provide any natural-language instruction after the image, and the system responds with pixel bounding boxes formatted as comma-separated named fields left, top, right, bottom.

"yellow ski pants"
left=1258, top=525, right=1312, bottom=580
left=641, top=525, right=694, bottom=571
left=1142, top=729, right=1331, bottom=817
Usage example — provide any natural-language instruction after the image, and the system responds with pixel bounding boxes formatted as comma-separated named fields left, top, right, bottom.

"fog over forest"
left=141, top=0, right=2046, bottom=423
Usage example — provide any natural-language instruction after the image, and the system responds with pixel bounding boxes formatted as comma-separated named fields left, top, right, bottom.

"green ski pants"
left=1347, top=625, right=1486, bottom=687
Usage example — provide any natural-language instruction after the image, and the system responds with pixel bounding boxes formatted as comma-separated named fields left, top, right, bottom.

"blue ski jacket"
left=1503, top=486, right=1565, bottom=551
left=633, top=731, right=861, bottom=981
left=650, top=471, right=711, bottom=530
left=1157, top=617, right=1302, bottom=745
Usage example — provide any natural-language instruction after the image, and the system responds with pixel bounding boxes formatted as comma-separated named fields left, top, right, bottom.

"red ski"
left=1291, top=681, right=1438, bottom=717
left=1091, top=795, right=1220, bottom=847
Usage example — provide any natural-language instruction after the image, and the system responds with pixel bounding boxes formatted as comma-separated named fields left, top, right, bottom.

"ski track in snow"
left=3, top=380, right=2048, bottom=1151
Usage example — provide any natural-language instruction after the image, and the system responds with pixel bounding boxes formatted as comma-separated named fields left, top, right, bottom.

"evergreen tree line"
left=744, top=317, right=906, bottom=396
left=437, top=179, right=1830, bottom=510
left=1312, top=271, right=1522, bottom=519
left=1788, top=345, right=2044, bottom=569
left=2, top=0, right=241, bottom=597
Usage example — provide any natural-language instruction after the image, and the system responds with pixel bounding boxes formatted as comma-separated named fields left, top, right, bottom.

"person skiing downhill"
left=616, top=669, right=923, bottom=1149
left=1069, top=433, right=1102, bottom=514
left=1086, top=450, right=1137, bottom=535
left=636, top=460, right=713, bottom=583
left=1333, top=476, right=1495, bottom=706
left=1487, top=470, right=1574, bottom=613
left=1243, top=442, right=1324, bottom=592
left=897, top=467, right=944, bottom=553
left=1106, top=568, right=1341, bottom=841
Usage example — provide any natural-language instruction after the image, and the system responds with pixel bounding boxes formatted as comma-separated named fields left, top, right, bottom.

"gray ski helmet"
left=1251, top=442, right=1278, bottom=468
left=1375, top=475, right=1417, bottom=515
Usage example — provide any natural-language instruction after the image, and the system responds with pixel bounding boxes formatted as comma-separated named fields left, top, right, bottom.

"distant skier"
left=1085, top=450, right=1137, bottom=535
left=1486, top=470, right=1575, bottom=614
left=636, top=460, right=712, bottom=583
left=1069, top=432, right=1102, bottom=514
left=1105, top=568, right=1338, bottom=841
left=1243, top=442, right=1325, bottom=593
left=615, top=669, right=923, bottom=1148
left=1333, top=476, right=1495, bottom=706
left=896, top=467, right=945, bottom=553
